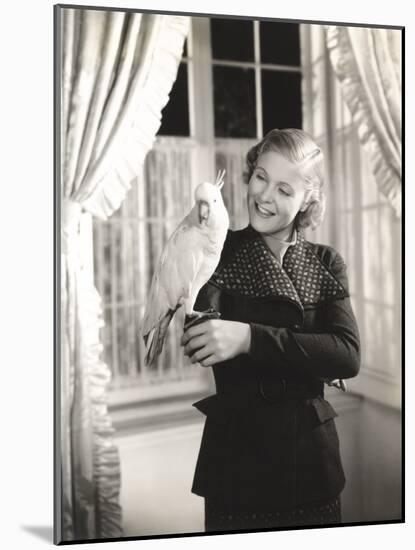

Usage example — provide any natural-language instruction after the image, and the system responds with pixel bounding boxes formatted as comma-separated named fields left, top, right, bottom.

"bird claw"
left=184, top=308, right=221, bottom=330
left=324, top=378, right=347, bottom=392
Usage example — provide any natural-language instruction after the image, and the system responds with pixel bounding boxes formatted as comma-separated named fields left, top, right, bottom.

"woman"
left=181, top=128, right=361, bottom=533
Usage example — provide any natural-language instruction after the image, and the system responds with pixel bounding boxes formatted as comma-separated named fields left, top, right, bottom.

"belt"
left=216, top=378, right=322, bottom=406
left=258, top=378, right=321, bottom=403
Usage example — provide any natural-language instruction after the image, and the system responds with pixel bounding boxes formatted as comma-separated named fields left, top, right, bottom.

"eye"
left=279, top=188, right=291, bottom=196
left=256, top=173, right=266, bottom=181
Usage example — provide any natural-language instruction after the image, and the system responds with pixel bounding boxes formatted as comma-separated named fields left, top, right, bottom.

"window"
left=213, top=65, right=256, bottom=137
left=158, top=18, right=302, bottom=139
left=211, top=18, right=254, bottom=61
left=260, top=21, right=300, bottom=65
left=261, top=69, right=302, bottom=132
left=210, top=18, right=302, bottom=138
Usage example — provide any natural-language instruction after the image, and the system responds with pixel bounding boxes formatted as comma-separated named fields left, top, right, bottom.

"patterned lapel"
left=210, top=225, right=348, bottom=310
left=283, top=231, right=348, bottom=306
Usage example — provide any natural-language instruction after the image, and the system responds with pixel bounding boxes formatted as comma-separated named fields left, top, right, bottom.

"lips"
left=255, top=201, right=275, bottom=218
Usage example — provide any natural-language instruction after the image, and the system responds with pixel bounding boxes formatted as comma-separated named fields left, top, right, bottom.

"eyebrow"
left=255, top=165, right=294, bottom=190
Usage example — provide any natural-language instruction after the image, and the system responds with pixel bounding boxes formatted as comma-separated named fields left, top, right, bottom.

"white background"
left=0, top=0, right=410, bottom=548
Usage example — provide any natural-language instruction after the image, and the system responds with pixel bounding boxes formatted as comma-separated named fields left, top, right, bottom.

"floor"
left=115, top=422, right=206, bottom=537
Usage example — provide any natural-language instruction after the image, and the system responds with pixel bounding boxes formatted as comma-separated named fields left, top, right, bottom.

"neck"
left=262, top=223, right=295, bottom=253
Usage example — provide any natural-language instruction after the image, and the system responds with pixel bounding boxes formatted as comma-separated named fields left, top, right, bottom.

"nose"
left=257, top=181, right=275, bottom=203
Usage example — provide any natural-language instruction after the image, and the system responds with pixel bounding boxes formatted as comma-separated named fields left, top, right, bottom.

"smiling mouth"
left=255, top=201, right=275, bottom=218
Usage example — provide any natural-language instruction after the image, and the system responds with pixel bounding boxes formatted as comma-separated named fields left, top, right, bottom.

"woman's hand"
left=181, top=319, right=251, bottom=367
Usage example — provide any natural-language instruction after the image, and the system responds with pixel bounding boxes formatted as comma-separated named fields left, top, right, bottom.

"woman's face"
left=247, top=150, right=309, bottom=239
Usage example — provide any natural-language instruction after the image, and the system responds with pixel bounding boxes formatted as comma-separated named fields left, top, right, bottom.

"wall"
left=358, top=399, right=402, bottom=522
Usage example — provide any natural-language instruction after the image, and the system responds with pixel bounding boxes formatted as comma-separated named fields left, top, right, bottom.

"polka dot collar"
left=210, top=226, right=348, bottom=308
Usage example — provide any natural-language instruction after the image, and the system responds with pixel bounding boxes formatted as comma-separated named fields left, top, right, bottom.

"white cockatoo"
left=142, top=170, right=229, bottom=366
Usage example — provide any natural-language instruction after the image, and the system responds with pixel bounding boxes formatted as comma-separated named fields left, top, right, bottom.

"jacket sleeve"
left=248, top=252, right=361, bottom=380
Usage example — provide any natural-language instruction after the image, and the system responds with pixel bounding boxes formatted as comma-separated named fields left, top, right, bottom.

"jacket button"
left=293, top=324, right=301, bottom=330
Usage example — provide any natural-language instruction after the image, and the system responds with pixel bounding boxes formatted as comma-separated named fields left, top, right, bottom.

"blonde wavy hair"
left=243, top=128, right=326, bottom=230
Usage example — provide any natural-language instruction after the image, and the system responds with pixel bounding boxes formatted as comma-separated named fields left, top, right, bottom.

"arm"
left=248, top=253, right=361, bottom=380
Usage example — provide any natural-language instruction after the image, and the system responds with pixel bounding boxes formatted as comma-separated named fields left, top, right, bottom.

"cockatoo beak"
left=198, top=200, right=210, bottom=224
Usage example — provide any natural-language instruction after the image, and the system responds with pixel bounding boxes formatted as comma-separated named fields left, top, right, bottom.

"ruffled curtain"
left=59, top=7, right=189, bottom=541
left=325, top=26, right=402, bottom=217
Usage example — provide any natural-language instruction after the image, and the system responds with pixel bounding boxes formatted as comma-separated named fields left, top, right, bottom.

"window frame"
left=159, top=17, right=303, bottom=142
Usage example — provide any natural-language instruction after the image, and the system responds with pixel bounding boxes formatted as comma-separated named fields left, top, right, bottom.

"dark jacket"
left=190, top=225, right=361, bottom=512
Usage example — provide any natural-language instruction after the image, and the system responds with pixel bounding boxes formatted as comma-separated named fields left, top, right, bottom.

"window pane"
left=210, top=17, right=254, bottom=61
left=213, top=66, right=256, bottom=138
left=260, top=22, right=300, bottom=66
left=261, top=70, right=302, bottom=133
left=158, top=62, right=190, bottom=136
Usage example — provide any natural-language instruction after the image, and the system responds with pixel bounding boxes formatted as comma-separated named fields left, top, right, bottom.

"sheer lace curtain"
left=58, top=7, right=189, bottom=541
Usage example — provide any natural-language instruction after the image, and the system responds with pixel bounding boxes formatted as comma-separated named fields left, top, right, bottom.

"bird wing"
left=142, top=211, right=204, bottom=339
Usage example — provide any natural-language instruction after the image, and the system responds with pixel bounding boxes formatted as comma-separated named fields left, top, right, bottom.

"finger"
left=190, top=345, right=216, bottom=364
left=199, top=354, right=219, bottom=367
left=184, top=334, right=209, bottom=356
left=181, top=320, right=211, bottom=346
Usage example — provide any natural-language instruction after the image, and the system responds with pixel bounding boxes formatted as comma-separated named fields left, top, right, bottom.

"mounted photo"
left=54, top=2, right=403, bottom=544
